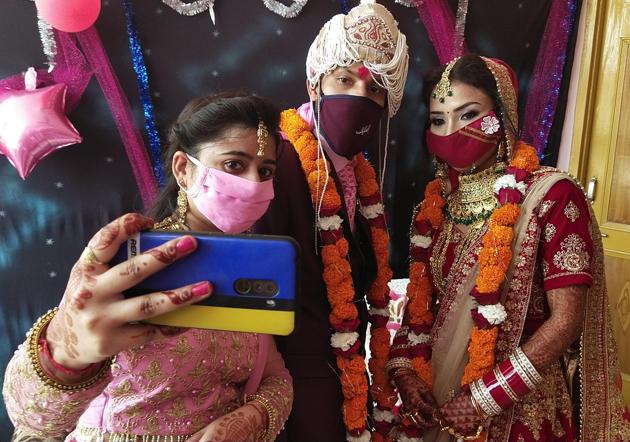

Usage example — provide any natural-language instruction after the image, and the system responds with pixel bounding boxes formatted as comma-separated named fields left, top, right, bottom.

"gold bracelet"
left=445, top=424, right=484, bottom=440
left=26, top=308, right=113, bottom=391
left=385, top=357, right=413, bottom=373
left=247, top=394, right=279, bottom=442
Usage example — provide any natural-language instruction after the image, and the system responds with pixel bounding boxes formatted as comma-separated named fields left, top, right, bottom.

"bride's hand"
left=45, top=213, right=213, bottom=373
left=436, top=390, right=485, bottom=437
left=392, top=368, right=438, bottom=430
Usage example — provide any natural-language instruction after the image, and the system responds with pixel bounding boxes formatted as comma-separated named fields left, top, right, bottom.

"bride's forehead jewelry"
left=256, top=118, right=269, bottom=157
left=432, top=57, right=460, bottom=103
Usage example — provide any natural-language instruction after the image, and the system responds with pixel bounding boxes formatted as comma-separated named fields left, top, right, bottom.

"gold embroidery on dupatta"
left=552, top=234, right=590, bottom=273
left=538, top=200, right=556, bottom=218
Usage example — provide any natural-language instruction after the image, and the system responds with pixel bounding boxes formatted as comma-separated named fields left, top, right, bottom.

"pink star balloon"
left=0, top=68, right=82, bottom=179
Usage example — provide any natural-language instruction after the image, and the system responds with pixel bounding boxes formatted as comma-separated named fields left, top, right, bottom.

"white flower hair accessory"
left=480, top=115, right=501, bottom=135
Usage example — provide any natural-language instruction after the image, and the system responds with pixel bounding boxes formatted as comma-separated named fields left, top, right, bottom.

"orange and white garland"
left=401, top=142, right=540, bottom=440
left=280, top=109, right=396, bottom=441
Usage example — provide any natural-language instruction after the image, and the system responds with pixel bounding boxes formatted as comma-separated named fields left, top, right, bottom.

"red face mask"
left=426, top=111, right=502, bottom=170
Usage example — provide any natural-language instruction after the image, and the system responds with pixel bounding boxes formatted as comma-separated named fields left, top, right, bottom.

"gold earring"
left=176, top=183, right=188, bottom=228
left=433, top=157, right=448, bottom=180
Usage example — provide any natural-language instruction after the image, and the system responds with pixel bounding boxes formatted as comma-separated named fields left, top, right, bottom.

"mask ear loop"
left=312, top=81, right=331, bottom=254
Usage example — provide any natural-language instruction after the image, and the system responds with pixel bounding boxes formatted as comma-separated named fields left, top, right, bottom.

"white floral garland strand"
left=262, top=0, right=308, bottom=18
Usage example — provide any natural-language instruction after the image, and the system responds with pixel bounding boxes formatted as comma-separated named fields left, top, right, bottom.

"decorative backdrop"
left=0, top=0, right=580, bottom=435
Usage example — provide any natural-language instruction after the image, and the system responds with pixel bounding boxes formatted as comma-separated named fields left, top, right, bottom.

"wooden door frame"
left=569, top=0, right=630, bottom=406
left=569, top=0, right=606, bottom=182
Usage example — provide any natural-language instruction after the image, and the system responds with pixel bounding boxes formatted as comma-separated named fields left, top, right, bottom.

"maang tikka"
left=256, top=119, right=269, bottom=157
left=432, top=57, right=460, bottom=103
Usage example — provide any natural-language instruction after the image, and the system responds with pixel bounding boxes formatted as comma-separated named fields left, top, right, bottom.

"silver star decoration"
left=212, top=70, right=219, bottom=77
left=49, top=271, right=57, bottom=278
left=106, top=157, right=114, bottom=163
left=55, top=182, right=64, bottom=189
left=46, top=238, right=54, bottom=245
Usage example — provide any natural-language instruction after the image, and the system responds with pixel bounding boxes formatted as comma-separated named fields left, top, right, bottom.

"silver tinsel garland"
left=161, top=0, right=216, bottom=24
left=37, top=15, right=57, bottom=72
left=394, top=0, right=424, bottom=7
left=262, top=0, right=308, bottom=18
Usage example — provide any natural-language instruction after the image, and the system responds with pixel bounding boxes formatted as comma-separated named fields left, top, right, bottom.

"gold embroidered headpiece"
left=256, top=118, right=269, bottom=157
left=305, top=0, right=409, bottom=117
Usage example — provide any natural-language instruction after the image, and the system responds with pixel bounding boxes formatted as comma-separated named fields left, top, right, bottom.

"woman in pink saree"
left=387, top=54, right=630, bottom=441
left=3, top=93, right=293, bottom=442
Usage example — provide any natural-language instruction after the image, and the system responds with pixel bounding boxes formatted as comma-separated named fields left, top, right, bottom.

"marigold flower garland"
left=280, top=108, right=395, bottom=441
left=402, top=142, right=540, bottom=440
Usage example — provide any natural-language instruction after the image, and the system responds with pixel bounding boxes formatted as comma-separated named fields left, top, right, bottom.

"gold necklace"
left=429, top=220, right=453, bottom=295
left=430, top=221, right=488, bottom=296
left=446, top=164, right=505, bottom=226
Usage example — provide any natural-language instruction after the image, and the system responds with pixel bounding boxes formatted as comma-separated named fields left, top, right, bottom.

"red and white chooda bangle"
left=470, top=347, right=543, bottom=417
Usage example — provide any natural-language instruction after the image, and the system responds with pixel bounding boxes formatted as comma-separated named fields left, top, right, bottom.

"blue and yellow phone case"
left=111, top=231, right=299, bottom=335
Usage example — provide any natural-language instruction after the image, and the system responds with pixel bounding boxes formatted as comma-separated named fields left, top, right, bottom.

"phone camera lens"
left=253, top=280, right=266, bottom=295
left=263, top=281, right=278, bottom=296
left=234, top=279, right=252, bottom=295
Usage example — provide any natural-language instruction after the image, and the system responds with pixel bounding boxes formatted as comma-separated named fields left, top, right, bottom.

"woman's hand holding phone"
left=44, top=213, right=213, bottom=378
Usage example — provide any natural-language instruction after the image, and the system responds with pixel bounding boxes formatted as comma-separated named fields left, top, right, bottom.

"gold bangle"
left=26, top=308, right=113, bottom=391
left=445, top=424, right=484, bottom=440
left=247, top=394, right=279, bottom=442
left=385, top=357, right=413, bottom=373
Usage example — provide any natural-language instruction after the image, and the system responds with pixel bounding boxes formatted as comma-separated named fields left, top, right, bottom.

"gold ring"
left=81, top=246, right=104, bottom=266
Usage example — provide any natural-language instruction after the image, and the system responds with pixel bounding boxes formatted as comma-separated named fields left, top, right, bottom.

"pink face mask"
left=186, top=154, right=274, bottom=234
left=426, top=111, right=503, bottom=170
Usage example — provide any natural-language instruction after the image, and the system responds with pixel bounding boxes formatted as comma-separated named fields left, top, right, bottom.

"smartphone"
left=110, top=230, right=300, bottom=335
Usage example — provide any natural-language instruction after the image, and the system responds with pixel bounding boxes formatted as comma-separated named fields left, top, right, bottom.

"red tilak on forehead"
left=357, top=66, right=370, bottom=79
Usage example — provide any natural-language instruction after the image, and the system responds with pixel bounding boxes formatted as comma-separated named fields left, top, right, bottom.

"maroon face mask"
left=426, top=111, right=503, bottom=170
left=316, top=94, right=385, bottom=159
